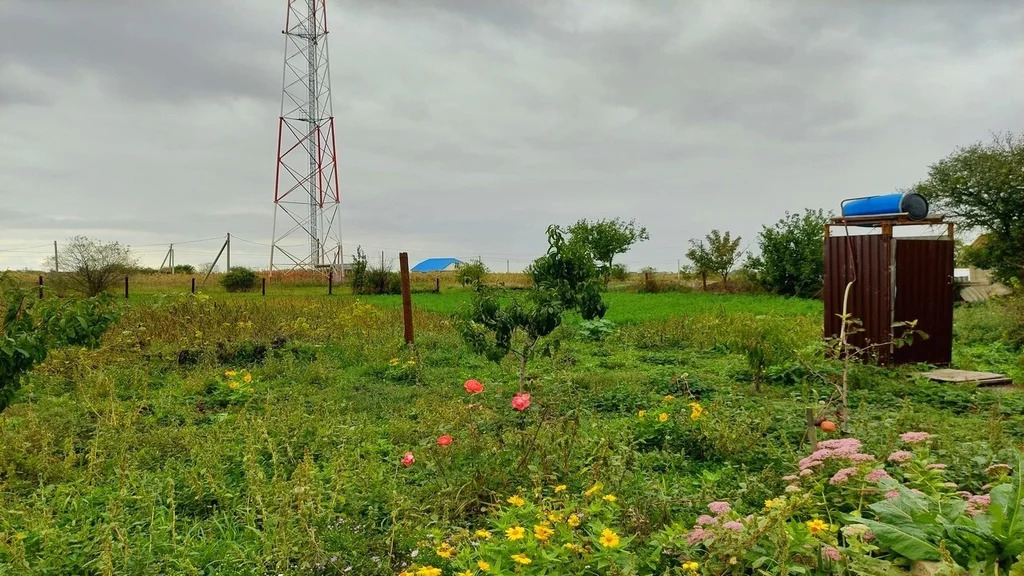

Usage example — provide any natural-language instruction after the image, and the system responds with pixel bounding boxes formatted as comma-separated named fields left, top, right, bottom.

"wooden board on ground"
left=921, top=369, right=1013, bottom=386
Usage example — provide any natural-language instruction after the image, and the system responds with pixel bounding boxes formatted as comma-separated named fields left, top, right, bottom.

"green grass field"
left=1, top=284, right=1022, bottom=574
left=367, top=290, right=823, bottom=323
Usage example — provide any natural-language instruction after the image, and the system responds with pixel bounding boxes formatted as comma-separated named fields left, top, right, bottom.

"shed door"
left=892, top=239, right=953, bottom=365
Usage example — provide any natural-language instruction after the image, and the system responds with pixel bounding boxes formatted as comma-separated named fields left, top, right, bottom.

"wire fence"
left=0, top=233, right=696, bottom=275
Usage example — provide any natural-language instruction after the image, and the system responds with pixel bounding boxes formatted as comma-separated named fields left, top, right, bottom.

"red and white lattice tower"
left=270, top=0, right=342, bottom=276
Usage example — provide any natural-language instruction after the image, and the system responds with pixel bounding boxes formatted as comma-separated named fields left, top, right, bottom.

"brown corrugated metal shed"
left=824, top=219, right=954, bottom=366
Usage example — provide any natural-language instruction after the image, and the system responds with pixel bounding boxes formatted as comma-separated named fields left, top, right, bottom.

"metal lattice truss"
left=270, top=0, right=343, bottom=275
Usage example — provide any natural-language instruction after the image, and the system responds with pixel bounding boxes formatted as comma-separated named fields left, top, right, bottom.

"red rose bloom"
left=464, top=379, right=484, bottom=394
left=437, top=435, right=453, bottom=447
left=511, top=393, right=531, bottom=411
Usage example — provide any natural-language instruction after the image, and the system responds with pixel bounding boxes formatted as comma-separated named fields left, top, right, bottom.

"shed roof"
left=411, top=258, right=464, bottom=273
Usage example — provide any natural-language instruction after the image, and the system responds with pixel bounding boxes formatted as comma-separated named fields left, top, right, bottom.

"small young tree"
left=566, top=218, right=649, bottom=284
left=747, top=209, right=830, bottom=298
left=459, top=225, right=606, bottom=390
left=457, top=259, right=488, bottom=288
left=707, top=229, right=743, bottom=287
left=49, top=236, right=138, bottom=296
left=685, top=239, right=715, bottom=290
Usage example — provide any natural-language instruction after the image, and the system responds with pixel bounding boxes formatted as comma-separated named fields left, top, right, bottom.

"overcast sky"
left=1, top=0, right=1022, bottom=272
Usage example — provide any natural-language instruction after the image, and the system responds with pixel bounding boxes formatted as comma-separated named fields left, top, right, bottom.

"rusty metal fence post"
left=399, top=252, right=414, bottom=344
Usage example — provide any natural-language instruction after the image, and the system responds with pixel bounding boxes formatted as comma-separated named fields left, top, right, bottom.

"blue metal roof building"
left=411, top=258, right=464, bottom=273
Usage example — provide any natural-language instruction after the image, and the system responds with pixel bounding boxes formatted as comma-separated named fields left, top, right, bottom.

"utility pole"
left=226, top=233, right=231, bottom=272
left=53, top=241, right=59, bottom=273
left=170, top=244, right=175, bottom=274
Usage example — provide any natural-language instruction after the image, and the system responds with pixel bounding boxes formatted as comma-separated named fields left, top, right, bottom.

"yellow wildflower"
left=564, top=542, right=583, bottom=553
left=663, top=394, right=674, bottom=402
left=457, top=572, right=472, bottom=576
left=389, top=358, right=399, bottom=366
left=477, top=559, right=491, bottom=571
left=436, top=542, right=456, bottom=559
left=224, top=370, right=236, bottom=377
left=658, top=412, right=669, bottom=422
left=585, top=482, right=603, bottom=497
left=638, top=410, right=646, bottom=418
left=507, top=495, right=526, bottom=507
left=399, top=572, right=413, bottom=576
left=474, top=529, right=492, bottom=540
left=505, top=526, right=525, bottom=540
left=407, top=359, right=416, bottom=365
left=511, top=554, right=532, bottom=565
left=547, top=511, right=564, bottom=523
left=603, top=494, right=617, bottom=503
left=568, top=514, right=581, bottom=527
left=598, top=528, right=620, bottom=548
left=689, top=402, right=703, bottom=420
left=806, top=518, right=829, bottom=536
left=243, top=373, right=252, bottom=383
left=416, top=568, right=441, bottom=576
left=682, top=560, right=699, bottom=572
left=533, top=523, right=555, bottom=541
left=228, top=381, right=240, bottom=390
left=247, top=388, right=254, bottom=393
left=554, top=484, right=567, bottom=493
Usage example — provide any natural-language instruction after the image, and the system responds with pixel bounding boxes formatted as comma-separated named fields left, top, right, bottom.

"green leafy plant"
left=457, top=259, right=488, bottom=288
left=220, top=267, right=258, bottom=292
left=579, top=318, right=617, bottom=342
left=458, top=225, right=606, bottom=389
left=746, top=208, right=831, bottom=298
left=564, top=217, right=649, bottom=285
left=1, top=275, right=121, bottom=410
left=350, top=246, right=401, bottom=295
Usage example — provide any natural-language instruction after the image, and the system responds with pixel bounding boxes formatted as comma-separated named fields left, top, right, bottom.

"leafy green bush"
left=456, top=259, right=488, bottom=288
left=746, top=209, right=830, bottom=298
left=220, top=267, right=258, bottom=292
left=349, top=247, right=400, bottom=295
left=579, top=318, right=617, bottom=342
left=1, top=275, right=121, bottom=410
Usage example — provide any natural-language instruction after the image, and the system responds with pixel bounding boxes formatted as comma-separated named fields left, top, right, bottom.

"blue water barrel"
left=841, top=193, right=929, bottom=221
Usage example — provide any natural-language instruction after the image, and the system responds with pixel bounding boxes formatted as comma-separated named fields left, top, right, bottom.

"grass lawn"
left=367, top=290, right=823, bottom=323
left=0, top=286, right=1021, bottom=574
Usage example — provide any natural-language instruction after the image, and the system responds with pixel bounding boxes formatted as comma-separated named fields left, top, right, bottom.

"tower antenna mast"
left=269, top=0, right=343, bottom=277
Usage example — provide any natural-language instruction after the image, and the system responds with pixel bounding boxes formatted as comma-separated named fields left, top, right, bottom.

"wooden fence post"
left=328, top=271, right=333, bottom=295
left=262, top=277, right=266, bottom=296
left=38, top=275, right=43, bottom=299
left=191, top=277, right=196, bottom=294
left=124, top=276, right=129, bottom=299
left=399, top=252, right=414, bottom=345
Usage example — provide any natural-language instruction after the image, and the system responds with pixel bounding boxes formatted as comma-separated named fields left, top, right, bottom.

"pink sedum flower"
left=708, top=501, right=731, bottom=516
left=785, top=484, right=801, bottom=493
left=696, top=515, right=717, bottom=526
left=821, top=546, right=841, bottom=561
left=900, top=431, right=932, bottom=444
left=722, top=521, right=743, bottom=532
left=865, top=468, right=891, bottom=483
left=686, top=528, right=712, bottom=544
left=887, top=450, right=913, bottom=463
left=829, top=467, right=859, bottom=485
left=926, top=463, right=947, bottom=470
left=885, top=490, right=900, bottom=500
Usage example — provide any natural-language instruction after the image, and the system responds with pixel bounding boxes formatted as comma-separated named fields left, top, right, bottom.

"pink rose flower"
left=437, top=435, right=453, bottom=447
left=401, top=451, right=415, bottom=467
left=463, top=379, right=484, bottom=394
left=511, top=393, right=531, bottom=411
